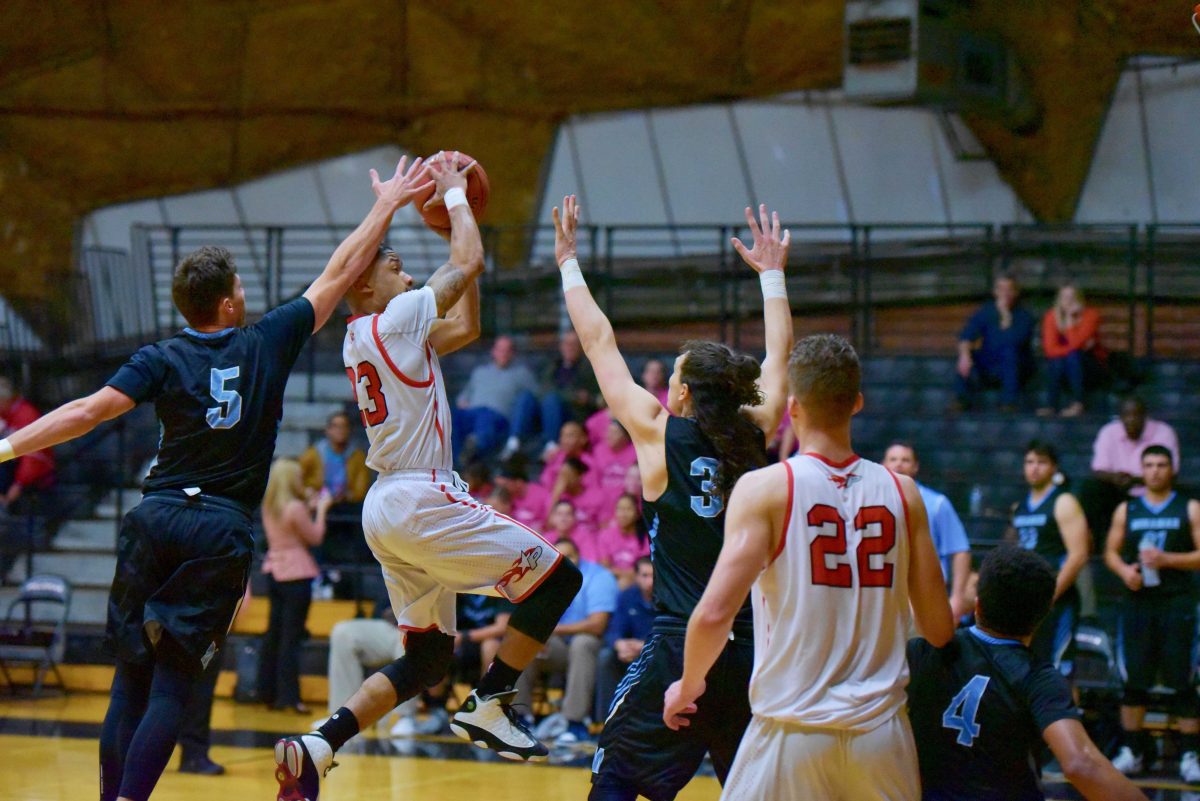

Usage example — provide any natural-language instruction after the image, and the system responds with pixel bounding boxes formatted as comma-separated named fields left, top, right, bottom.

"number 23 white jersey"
left=750, top=453, right=912, bottom=732
left=343, top=287, right=453, bottom=473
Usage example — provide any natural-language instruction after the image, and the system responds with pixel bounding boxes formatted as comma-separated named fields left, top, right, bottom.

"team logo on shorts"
left=829, top=472, right=861, bottom=490
left=497, top=545, right=544, bottom=592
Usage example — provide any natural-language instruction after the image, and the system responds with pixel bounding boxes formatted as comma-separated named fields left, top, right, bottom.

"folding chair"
left=0, top=574, right=72, bottom=696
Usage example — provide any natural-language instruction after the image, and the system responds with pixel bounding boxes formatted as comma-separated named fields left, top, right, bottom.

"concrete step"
left=54, top=520, right=118, bottom=553
left=10, top=553, right=116, bottom=590
left=0, top=586, right=109, bottom=626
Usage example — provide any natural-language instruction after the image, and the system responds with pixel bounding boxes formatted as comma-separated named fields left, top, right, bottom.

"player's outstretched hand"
left=370, top=156, right=432, bottom=209
left=552, top=194, right=580, bottom=267
left=732, top=204, right=790, bottom=274
left=663, top=678, right=703, bottom=731
left=421, top=151, right=477, bottom=211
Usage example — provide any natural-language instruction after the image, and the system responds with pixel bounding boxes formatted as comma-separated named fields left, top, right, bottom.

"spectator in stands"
left=513, top=331, right=600, bottom=449
left=585, top=405, right=612, bottom=453
left=257, top=458, right=331, bottom=714
left=539, top=420, right=592, bottom=490
left=463, top=461, right=493, bottom=501
left=594, top=494, right=650, bottom=588
left=882, top=442, right=972, bottom=618
left=495, top=455, right=550, bottom=531
left=1039, top=283, right=1107, bottom=418
left=0, top=377, right=56, bottom=513
left=547, top=455, right=605, bottom=532
left=299, top=411, right=370, bottom=503
left=452, top=335, right=538, bottom=463
left=547, top=499, right=598, bottom=562
left=595, top=557, right=655, bottom=722
left=952, top=273, right=1035, bottom=412
left=485, top=486, right=513, bottom=517
left=1080, top=396, right=1181, bottom=540
left=515, top=538, right=618, bottom=746
left=589, top=420, right=638, bottom=522
left=641, top=358, right=670, bottom=407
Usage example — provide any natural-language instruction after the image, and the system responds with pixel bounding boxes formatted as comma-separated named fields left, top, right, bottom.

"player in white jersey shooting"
left=665, top=334, right=954, bottom=800
left=275, top=154, right=583, bottom=801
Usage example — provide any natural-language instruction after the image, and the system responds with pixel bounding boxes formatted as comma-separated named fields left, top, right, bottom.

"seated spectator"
left=516, top=538, right=618, bottom=745
left=589, top=421, right=638, bottom=522
left=0, top=377, right=56, bottom=580
left=258, top=458, right=331, bottom=714
left=463, top=461, right=493, bottom=501
left=585, top=406, right=612, bottom=452
left=485, top=486, right=513, bottom=517
left=953, top=273, right=1035, bottom=412
left=1038, top=283, right=1107, bottom=418
left=594, top=494, right=650, bottom=588
left=547, top=456, right=606, bottom=532
left=299, top=411, right=370, bottom=503
left=539, top=420, right=593, bottom=490
left=452, top=335, right=538, bottom=464
left=641, top=358, right=670, bottom=408
left=546, top=499, right=599, bottom=562
left=621, top=463, right=642, bottom=499
left=595, top=558, right=655, bottom=721
left=495, top=455, right=550, bottom=531
left=513, top=332, right=601, bottom=449
left=1078, top=396, right=1181, bottom=539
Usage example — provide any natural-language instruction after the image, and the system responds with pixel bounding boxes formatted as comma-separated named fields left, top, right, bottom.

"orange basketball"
left=414, top=151, right=490, bottom=235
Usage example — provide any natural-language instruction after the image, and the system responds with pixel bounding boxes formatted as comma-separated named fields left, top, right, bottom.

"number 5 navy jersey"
left=105, top=298, right=315, bottom=509
left=641, top=415, right=761, bottom=626
left=906, top=628, right=1080, bottom=801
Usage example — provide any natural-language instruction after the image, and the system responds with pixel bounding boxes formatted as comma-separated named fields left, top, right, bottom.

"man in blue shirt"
left=515, top=538, right=618, bottom=745
left=596, top=557, right=655, bottom=720
left=954, top=273, right=1035, bottom=412
left=884, top=442, right=972, bottom=618
left=0, top=157, right=432, bottom=801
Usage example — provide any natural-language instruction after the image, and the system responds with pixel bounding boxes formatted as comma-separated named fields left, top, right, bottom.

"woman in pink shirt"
left=641, top=358, right=670, bottom=409
left=546, top=499, right=600, bottom=562
left=595, top=494, right=650, bottom=589
left=539, top=420, right=593, bottom=490
left=258, top=458, right=331, bottom=714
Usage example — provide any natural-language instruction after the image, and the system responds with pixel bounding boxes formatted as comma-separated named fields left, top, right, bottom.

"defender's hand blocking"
left=422, top=151, right=477, bottom=211
left=370, top=156, right=433, bottom=209
left=663, top=678, right=703, bottom=731
left=732, top=204, right=790, bottom=273
left=553, top=194, right=580, bottom=266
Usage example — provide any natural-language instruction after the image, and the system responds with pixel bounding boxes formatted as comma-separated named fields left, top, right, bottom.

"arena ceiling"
left=0, top=1, right=1195, bottom=315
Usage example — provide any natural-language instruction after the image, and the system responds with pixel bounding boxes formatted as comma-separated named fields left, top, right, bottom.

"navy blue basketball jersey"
left=642, top=416, right=761, bottom=627
left=1122, top=492, right=1194, bottom=597
left=1012, top=486, right=1069, bottom=567
left=106, top=298, right=314, bottom=509
left=907, top=628, right=1080, bottom=801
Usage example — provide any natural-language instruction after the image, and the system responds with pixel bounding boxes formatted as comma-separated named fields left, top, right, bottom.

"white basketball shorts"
left=361, top=468, right=563, bottom=635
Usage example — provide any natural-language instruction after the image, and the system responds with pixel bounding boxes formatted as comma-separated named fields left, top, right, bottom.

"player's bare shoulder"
left=729, top=461, right=792, bottom=519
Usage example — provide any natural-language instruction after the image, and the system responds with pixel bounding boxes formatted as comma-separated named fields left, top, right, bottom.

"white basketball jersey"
left=342, top=287, right=452, bottom=472
left=749, top=453, right=912, bottom=732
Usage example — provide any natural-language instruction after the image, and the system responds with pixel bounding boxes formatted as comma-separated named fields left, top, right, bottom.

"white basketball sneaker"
left=450, top=690, right=548, bottom=762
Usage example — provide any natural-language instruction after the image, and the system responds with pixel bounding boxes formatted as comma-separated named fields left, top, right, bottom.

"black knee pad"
left=376, top=630, right=454, bottom=700
left=508, top=557, right=582, bottom=643
left=1123, top=688, right=1150, bottom=707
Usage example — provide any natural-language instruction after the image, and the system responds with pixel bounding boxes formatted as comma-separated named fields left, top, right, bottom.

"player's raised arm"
left=732, top=205, right=793, bottom=439
left=553, top=194, right=665, bottom=444
left=1053, top=492, right=1090, bottom=600
left=423, top=154, right=486, bottom=319
left=899, top=473, right=955, bottom=647
left=0, top=386, right=134, bottom=465
left=303, top=156, right=432, bottom=332
left=664, top=465, right=783, bottom=730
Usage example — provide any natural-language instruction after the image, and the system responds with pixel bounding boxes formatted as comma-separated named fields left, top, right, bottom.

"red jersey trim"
left=804, top=451, right=861, bottom=470
left=372, top=315, right=434, bottom=388
left=770, top=461, right=794, bottom=565
left=885, top=467, right=912, bottom=539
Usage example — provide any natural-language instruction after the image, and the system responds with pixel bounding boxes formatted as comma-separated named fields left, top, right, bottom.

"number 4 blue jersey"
left=642, top=416, right=761, bottom=626
left=106, top=298, right=315, bottom=510
left=906, top=627, right=1079, bottom=801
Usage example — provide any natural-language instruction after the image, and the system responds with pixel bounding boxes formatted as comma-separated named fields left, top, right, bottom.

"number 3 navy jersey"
left=105, top=298, right=314, bottom=510
left=642, top=416, right=760, bottom=627
left=906, top=628, right=1079, bottom=801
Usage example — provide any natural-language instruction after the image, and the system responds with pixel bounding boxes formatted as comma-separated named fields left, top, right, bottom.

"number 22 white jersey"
left=342, top=287, right=453, bottom=473
left=749, top=453, right=912, bottom=732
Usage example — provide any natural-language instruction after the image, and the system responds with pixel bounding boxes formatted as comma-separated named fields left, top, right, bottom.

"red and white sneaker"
left=274, top=733, right=335, bottom=800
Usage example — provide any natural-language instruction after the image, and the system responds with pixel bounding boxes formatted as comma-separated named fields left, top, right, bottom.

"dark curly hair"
left=679, top=340, right=767, bottom=501
left=976, top=544, right=1056, bottom=637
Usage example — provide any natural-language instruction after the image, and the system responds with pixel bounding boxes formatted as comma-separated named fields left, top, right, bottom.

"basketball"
left=415, top=151, right=490, bottom=234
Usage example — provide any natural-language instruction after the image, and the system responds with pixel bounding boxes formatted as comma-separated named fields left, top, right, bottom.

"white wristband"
left=560, top=257, right=587, bottom=292
left=443, top=187, right=468, bottom=211
left=759, top=269, right=787, bottom=300
left=0, top=439, right=13, bottom=464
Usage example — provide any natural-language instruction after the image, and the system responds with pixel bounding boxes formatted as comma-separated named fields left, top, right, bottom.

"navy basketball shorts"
left=591, top=626, right=753, bottom=801
left=106, top=491, right=253, bottom=674
left=1119, top=591, right=1198, bottom=705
